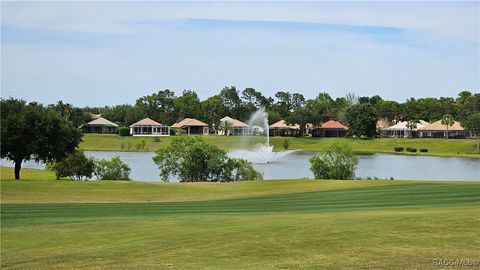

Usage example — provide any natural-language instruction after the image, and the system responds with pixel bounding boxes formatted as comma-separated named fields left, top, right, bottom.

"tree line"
left=50, top=88, right=479, bottom=133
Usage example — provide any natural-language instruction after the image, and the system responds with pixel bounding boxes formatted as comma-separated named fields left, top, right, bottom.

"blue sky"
left=1, top=1, right=479, bottom=107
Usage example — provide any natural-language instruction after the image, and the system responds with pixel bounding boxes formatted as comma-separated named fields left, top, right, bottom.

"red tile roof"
left=320, top=120, right=347, bottom=129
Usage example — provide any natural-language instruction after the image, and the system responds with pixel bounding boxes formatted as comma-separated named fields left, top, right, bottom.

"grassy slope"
left=1, top=168, right=408, bottom=204
left=1, top=168, right=479, bottom=269
left=79, top=134, right=480, bottom=158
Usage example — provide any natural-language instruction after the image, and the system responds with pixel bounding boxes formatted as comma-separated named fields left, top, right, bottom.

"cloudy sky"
left=1, top=1, right=479, bottom=107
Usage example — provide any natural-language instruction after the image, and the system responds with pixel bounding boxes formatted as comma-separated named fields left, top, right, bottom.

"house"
left=129, top=118, right=170, bottom=136
left=218, top=116, right=251, bottom=135
left=379, top=120, right=428, bottom=138
left=269, top=120, right=300, bottom=137
left=311, top=120, right=348, bottom=137
left=81, top=117, right=118, bottom=134
left=171, top=118, right=209, bottom=135
left=417, top=120, right=468, bottom=138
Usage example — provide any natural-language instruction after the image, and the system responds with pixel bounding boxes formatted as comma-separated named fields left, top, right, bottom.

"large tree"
left=174, top=90, right=202, bottom=120
left=462, top=112, right=480, bottom=152
left=201, top=95, right=227, bottom=129
left=345, top=104, right=377, bottom=138
left=1, top=99, right=82, bottom=179
left=152, top=137, right=262, bottom=182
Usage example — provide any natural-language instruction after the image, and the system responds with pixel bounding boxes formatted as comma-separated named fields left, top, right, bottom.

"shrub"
left=94, top=156, right=131, bottom=180
left=118, top=127, right=130, bottom=136
left=406, top=147, right=417, bottom=152
left=152, top=136, right=262, bottom=182
left=283, top=139, right=289, bottom=150
left=221, top=158, right=263, bottom=182
left=152, top=137, right=161, bottom=142
left=394, top=147, right=404, bottom=152
left=174, top=128, right=186, bottom=136
left=47, top=150, right=95, bottom=180
left=309, top=143, right=359, bottom=180
left=420, top=148, right=428, bottom=153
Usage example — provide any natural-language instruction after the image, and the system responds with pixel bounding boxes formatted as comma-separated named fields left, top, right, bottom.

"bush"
left=118, top=127, right=130, bottom=136
left=394, top=147, right=404, bottom=152
left=94, top=156, right=131, bottom=180
left=152, top=136, right=262, bottom=182
left=420, top=148, right=428, bottom=153
left=309, top=143, right=359, bottom=180
left=152, top=137, right=161, bottom=142
left=46, top=150, right=95, bottom=180
left=406, top=147, right=417, bottom=152
left=221, top=158, right=263, bottom=182
left=283, top=139, right=289, bottom=150
left=174, top=128, right=186, bottom=136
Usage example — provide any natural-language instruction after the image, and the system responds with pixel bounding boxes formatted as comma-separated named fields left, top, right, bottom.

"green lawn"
left=79, top=134, right=480, bottom=158
left=1, top=168, right=479, bottom=269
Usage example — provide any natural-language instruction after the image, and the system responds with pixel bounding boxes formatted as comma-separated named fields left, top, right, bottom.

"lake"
left=2, top=151, right=479, bottom=181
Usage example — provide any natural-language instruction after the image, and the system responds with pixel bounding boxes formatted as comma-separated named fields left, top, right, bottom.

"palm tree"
left=405, top=120, right=417, bottom=138
left=219, top=120, right=233, bottom=136
left=441, top=114, right=455, bottom=139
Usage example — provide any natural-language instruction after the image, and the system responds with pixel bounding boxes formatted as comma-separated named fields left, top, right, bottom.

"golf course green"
left=1, top=167, right=479, bottom=269
left=79, top=134, right=480, bottom=158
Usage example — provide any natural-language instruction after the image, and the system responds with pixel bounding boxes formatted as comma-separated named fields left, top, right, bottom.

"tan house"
left=172, top=118, right=209, bottom=135
left=129, top=118, right=170, bottom=136
left=218, top=116, right=251, bottom=135
left=81, top=117, right=118, bottom=134
left=269, top=120, right=300, bottom=137
left=417, top=120, right=467, bottom=138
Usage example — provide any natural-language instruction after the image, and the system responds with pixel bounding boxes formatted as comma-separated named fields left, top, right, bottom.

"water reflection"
left=2, top=151, right=478, bottom=182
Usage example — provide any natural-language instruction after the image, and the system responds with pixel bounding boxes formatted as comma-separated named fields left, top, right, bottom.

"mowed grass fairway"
left=79, top=134, right=480, bottom=158
left=1, top=168, right=479, bottom=269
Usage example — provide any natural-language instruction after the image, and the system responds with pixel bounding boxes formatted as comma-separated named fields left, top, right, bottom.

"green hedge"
left=394, top=147, right=404, bottom=152
left=420, top=148, right=428, bottom=153
left=118, top=127, right=130, bottom=136
left=406, top=147, right=417, bottom=153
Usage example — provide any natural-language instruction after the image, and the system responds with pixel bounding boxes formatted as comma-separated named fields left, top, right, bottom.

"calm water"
left=2, top=151, right=479, bottom=181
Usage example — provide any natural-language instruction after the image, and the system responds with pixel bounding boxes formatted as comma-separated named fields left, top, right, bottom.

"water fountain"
left=229, top=107, right=296, bottom=164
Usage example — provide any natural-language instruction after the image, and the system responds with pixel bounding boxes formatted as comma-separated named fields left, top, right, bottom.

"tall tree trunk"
left=14, top=159, right=22, bottom=180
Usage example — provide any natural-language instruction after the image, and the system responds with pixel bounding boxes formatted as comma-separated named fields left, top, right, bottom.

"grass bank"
left=1, top=168, right=479, bottom=269
left=79, top=134, right=480, bottom=158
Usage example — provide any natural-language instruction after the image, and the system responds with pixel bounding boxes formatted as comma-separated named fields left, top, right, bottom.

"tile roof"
left=129, top=118, right=162, bottom=127
left=384, top=120, right=428, bottom=130
left=220, top=116, right=249, bottom=127
left=418, top=120, right=464, bottom=131
left=171, top=118, right=209, bottom=128
left=85, top=117, right=118, bottom=127
left=269, top=120, right=300, bottom=129
left=320, top=120, right=347, bottom=129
